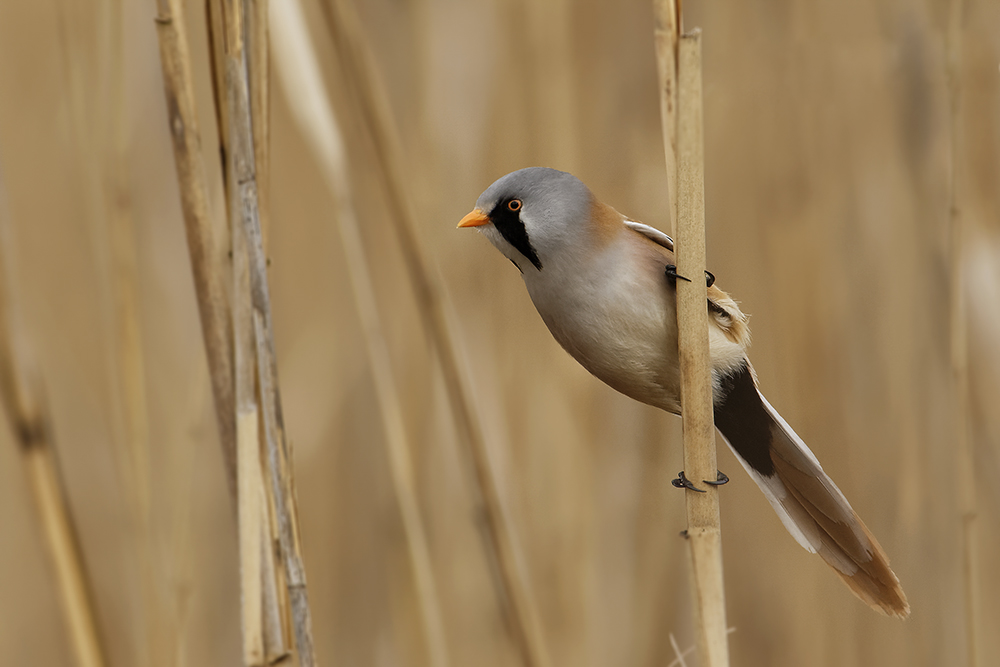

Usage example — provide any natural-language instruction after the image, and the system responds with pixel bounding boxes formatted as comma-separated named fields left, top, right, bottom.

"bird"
left=457, top=166, right=909, bottom=618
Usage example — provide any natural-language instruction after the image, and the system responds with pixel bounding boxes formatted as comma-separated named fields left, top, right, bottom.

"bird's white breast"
left=521, top=233, right=683, bottom=413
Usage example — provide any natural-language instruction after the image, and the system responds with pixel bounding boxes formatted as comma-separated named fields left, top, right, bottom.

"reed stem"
left=946, top=1, right=980, bottom=665
left=153, top=0, right=238, bottom=503
left=217, top=0, right=318, bottom=662
left=155, top=0, right=294, bottom=662
left=651, top=0, right=680, bottom=236
left=674, top=29, right=731, bottom=667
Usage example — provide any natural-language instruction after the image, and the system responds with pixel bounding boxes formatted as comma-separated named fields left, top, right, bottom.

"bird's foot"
left=665, top=265, right=691, bottom=284
left=671, top=470, right=728, bottom=491
left=666, top=265, right=716, bottom=288
left=671, top=471, right=706, bottom=493
left=703, top=470, right=729, bottom=486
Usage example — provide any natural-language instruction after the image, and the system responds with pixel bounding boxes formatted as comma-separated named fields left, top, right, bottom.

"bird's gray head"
left=458, top=167, right=593, bottom=273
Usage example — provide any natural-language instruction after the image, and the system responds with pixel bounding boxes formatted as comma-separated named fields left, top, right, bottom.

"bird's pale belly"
left=527, top=277, right=683, bottom=414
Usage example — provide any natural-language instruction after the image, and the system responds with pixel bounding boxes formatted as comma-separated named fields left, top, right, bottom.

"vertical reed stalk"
left=154, top=1, right=289, bottom=662
left=232, top=176, right=266, bottom=666
left=240, top=0, right=290, bottom=657
left=946, top=1, right=980, bottom=665
left=206, top=0, right=231, bottom=201
left=271, top=4, right=451, bottom=665
left=651, top=0, right=681, bottom=236
left=217, top=0, right=318, bottom=663
left=246, top=0, right=270, bottom=245
left=57, top=1, right=166, bottom=661
left=259, top=498, right=289, bottom=662
left=105, top=2, right=170, bottom=662
left=318, top=3, right=551, bottom=665
left=153, top=0, right=238, bottom=502
left=674, top=30, right=730, bottom=667
left=0, top=167, right=108, bottom=667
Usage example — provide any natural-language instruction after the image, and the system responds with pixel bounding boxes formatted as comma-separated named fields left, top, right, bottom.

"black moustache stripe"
left=489, top=200, right=542, bottom=270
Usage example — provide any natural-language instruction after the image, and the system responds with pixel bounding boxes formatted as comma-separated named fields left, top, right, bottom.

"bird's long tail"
left=713, top=361, right=909, bottom=618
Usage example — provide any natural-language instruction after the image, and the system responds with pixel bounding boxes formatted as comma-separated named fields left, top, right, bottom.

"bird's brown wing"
left=624, top=218, right=750, bottom=347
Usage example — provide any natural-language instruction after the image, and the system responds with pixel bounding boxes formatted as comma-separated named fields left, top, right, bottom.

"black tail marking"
left=713, top=363, right=774, bottom=476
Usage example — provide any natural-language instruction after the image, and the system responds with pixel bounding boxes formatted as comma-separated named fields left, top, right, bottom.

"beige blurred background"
left=0, top=0, right=998, bottom=665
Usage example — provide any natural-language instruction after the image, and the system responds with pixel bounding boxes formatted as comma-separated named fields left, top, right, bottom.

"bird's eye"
left=507, top=199, right=522, bottom=212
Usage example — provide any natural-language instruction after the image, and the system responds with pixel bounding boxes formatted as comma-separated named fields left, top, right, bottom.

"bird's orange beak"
left=457, top=208, right=490, bottom=228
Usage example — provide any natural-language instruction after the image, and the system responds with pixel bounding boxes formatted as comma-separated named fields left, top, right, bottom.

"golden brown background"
left=0, top=0, right=998, bottom=665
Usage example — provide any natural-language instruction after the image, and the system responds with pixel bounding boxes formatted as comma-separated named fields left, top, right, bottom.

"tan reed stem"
left=154, top=1, right=289, bottom=662
left=217, top=0, right=318, bottom=663
left=241, top=0, right=290, bottom=656
left=0, top=166, right=108, bottom=667
left=153, top=0, right=238, bottom=503
left=317, top=3, right=552, bottom=665
left=271, top=4, right=452, bottom=664
left=651, top=0, right=681, bottom=236
left=232, top=172, right=267, bottom=666
left=674, top=30, right=730, bottom=667
left=246, top=0, right=270, bottom=245
left=946, top=1, right=980, bottom=665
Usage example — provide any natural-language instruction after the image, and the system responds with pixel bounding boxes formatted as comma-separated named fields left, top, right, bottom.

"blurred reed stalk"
left=56, top=0, right=167, bottom=661
left=0, top=166, right=108, bottom=667
left=270, top=3, right=452, bottom=665
left=655, top=15, right=731, bottom=666
left=318, top=2, right=552, bottom=665
left=103, top=1, right=173, bottom=662
left=946, top=0, right=981, bottom=665
left=216, top=0, right=317, bottom=663
left=652, top=0, right=680, bottom=236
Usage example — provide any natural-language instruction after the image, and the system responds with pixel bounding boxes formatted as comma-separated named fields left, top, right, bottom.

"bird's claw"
left=671, top=471, right=706, bottom=493
left=704, top=470, right=729, bottom=486
left=665, top=265, right=691, bottom=283
left=666, top=265, right=716, bottom=288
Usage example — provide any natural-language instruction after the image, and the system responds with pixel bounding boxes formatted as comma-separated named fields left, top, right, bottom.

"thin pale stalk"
left=259, top=504, right=289, bottom=664
left=674, top=31, right=730, bottom=667
left=651, top=0, right=680, bottom=235
left=0, top=168, right=108, bottom=667
left=318, top=3, right=551, bottom=665
left=206, top=0, right=231, bottom=200
left=236, top=408, right=266, bottom=666
left=946, top=1, right=980, bottom=665
left=242, top=2, right=291, bottom=652
left=271, top=5, right=451, bottom=664
left=246, top=0, right=271, bottom=245
left=232, top=144, right=288, bottom=665
left=219, top=0, right=318, bottom=662
left=104, top=1, right=172, bottom=662
left=56, top=1, right=165, bottom=661
left=153, top=0, right=238, bottom=503
left=233, top=182, right=267, bottom=666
